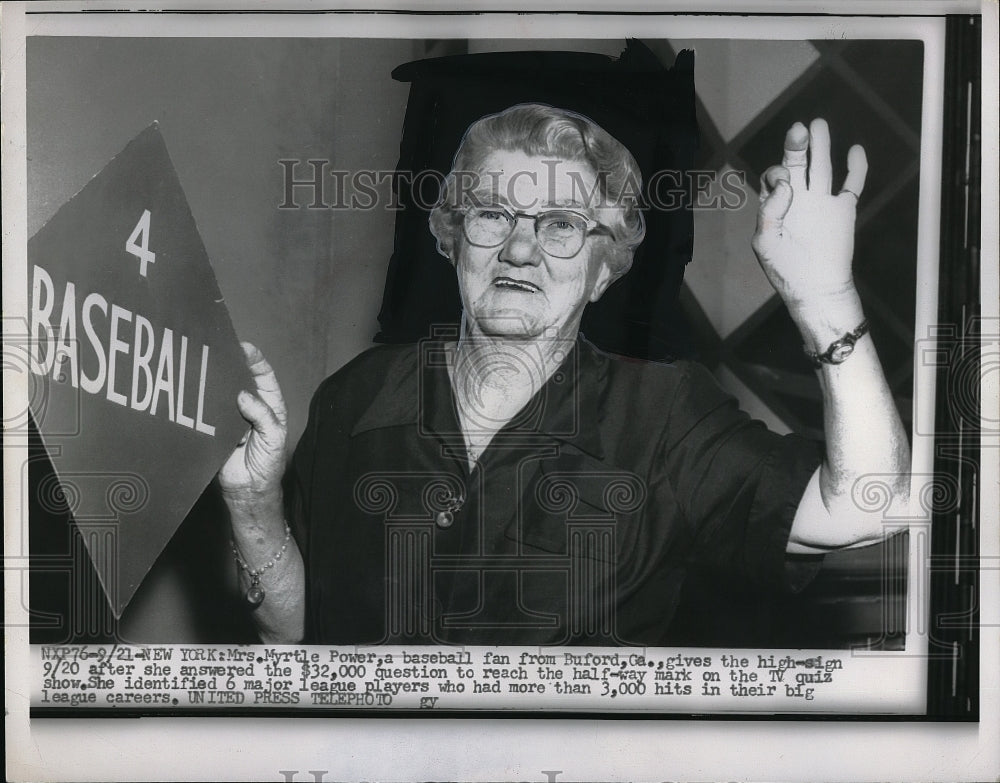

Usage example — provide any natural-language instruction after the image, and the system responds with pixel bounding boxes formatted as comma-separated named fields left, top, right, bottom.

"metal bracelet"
left=231, top=523, right=291, bottom=609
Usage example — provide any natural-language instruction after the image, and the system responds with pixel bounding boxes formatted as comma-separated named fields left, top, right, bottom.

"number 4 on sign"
left=126, top=209, right=156, bottom=276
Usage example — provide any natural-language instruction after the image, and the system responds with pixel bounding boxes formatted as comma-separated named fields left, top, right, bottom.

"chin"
left=470, top=309, right=546, bottom=340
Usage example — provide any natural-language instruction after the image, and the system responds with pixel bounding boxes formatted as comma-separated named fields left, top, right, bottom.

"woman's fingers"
left=237, top=389, right=284, bottom=450
left=241, top=341, right=275, bottom=383
left=760, top=164, right=791, bottom=198
left=240, top=341, right=288, bottom=427
left=753, top=166, right=793, bottom=260
left=221, top=344, right=287, bottom=492
left=757, top=166, right=792, bottom=232
left=782, top=122, right=809, bottom=192
left=779, top=118, right=864, bottom=203
left=808, top=118, right=832, bottom=194
left=840, top=144, right=869, bottom=201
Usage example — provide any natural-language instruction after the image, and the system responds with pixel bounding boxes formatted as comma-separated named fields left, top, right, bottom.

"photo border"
left=4, top=3, right=997, bottom=781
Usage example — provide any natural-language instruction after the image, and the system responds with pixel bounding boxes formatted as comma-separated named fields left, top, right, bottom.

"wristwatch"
left=804, top=319, right=870, bottom=369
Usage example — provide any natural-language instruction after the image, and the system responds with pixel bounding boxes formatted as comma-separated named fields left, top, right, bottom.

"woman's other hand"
left=218, top=342, right=288, bottom=507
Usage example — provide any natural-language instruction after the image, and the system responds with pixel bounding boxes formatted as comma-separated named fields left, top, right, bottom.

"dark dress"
left=287, top=335, right=822, bottom=646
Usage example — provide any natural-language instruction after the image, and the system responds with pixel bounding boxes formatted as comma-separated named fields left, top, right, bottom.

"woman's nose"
left=499, top=216, right=543, bottom=266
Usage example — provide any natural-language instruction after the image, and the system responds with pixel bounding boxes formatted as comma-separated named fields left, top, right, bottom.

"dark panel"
left=854, top=181, right=921, bottom=336
left=841, top=39, right=925, bottom=133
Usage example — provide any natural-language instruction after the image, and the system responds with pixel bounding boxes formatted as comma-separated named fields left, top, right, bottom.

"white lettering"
left=174, top=335, right=195, bottom=429
left=80, top=292, right=109, bottom=394
left=52, top=281, right=79, bottom=388
left=106, top=305, right=132, bottom=406
left=130, top=315, right=156, bottom=412
left=149, top=328, right=175, bottom=422
left=30, top=265, right=55, bottom=376
left=194, top=344, right=215, bottom=436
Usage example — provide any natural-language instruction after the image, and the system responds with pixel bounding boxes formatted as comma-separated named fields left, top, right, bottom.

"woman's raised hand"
left=751, top=118, right=868, bottom=320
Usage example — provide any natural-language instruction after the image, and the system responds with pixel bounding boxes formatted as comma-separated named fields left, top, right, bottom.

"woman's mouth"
left=493, top=277, right=540, bottom=293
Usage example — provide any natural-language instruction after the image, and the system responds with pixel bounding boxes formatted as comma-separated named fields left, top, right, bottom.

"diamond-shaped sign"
left=27, top=123, right=251, bottom=618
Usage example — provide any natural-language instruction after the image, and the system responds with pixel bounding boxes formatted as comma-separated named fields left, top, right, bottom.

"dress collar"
left=350, top=334, right=607, bottom=461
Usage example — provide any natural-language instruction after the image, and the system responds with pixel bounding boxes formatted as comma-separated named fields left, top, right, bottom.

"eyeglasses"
left=461, top=204, right=610, bottom=259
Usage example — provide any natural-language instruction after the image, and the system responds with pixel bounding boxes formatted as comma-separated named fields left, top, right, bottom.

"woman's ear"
left=589, top=256, right=619, bottom=303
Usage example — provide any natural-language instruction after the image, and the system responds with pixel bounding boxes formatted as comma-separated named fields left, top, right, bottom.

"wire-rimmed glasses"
left=461, top=204, right=610, bottom=259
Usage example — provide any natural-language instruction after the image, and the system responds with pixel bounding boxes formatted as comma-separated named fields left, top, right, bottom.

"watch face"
left=830, top=342, right=855, bottom=363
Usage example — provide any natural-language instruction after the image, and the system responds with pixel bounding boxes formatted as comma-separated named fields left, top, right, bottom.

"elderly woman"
left=219, top=103, right=910, bottom=646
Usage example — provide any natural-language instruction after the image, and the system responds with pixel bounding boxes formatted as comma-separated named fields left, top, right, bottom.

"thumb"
left=237, top=390, right=284, bottom=449
left=757, top=179, right=793, bottom=235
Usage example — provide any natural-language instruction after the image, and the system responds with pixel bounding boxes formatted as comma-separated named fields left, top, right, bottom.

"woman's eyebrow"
left=539, top=197, right=595, bottom=215
left=465, top=187, right=507, bottom=206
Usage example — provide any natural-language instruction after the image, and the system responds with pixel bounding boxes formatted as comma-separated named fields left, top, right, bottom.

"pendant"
left=246, top=576, right=265, bottom=609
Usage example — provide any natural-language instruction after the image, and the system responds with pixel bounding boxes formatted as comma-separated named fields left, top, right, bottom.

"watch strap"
left=804, top=319, right=870, bottom=369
